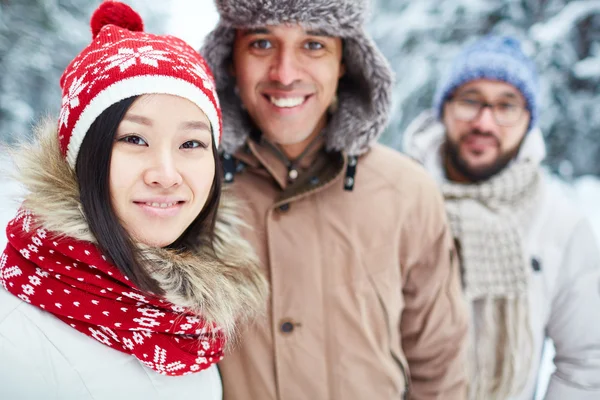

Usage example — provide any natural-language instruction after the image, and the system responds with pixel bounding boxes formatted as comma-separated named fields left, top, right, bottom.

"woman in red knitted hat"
left=0, top=2, right=267, bottom=398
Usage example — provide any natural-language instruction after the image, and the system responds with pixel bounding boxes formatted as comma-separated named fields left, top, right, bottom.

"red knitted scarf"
left=0, top=208, right=225, bottom=376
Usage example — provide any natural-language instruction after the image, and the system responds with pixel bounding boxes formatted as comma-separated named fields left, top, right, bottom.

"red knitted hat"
left=58, top=1, right=222, bottom=168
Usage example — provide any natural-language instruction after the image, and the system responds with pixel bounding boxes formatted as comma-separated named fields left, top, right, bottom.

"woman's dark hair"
left=76, top=96, right=222, bottom=294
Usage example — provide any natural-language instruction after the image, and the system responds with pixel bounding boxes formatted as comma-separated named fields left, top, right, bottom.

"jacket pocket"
left=329, top=243, right=409, bottom=399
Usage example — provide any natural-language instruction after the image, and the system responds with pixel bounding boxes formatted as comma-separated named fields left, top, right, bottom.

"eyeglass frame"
left=446, top=96, right=529, bottom=127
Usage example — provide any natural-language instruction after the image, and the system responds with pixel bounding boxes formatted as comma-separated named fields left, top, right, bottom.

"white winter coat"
left=0, top=287, right=222, bottom=400
left=404, top=111, right=600, bottom=400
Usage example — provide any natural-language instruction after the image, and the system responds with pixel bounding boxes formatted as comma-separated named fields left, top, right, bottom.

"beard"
left=444, top=130, right=520, bottom=183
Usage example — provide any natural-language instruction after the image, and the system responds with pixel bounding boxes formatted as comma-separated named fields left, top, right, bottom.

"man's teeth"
left=145, top=202, right=177, bottom=208
left=269, top=96, right=305, bottom=108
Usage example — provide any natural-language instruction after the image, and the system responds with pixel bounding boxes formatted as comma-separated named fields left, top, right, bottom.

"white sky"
left=168, top=0, right=219, bottom=49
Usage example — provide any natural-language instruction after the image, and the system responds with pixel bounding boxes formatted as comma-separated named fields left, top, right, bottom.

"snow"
left=530, top=1, right=600, bottom=45
left=573, top=56, right=600, bottom=80
left=167, top=0, right=218, bottom=50
left=0, top=158, right=23, bottom=247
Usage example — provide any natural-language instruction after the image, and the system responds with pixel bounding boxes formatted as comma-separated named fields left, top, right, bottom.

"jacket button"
left=278, top=203, right=290, bottom=212
left=280, top=321, right=295, bottom=334
left=531, top=257, right=542, bottom=272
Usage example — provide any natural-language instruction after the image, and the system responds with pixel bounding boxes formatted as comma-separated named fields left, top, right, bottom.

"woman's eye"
left=305, top=41, right=324, bottom=51
left=119, top=135, right=147, bottom=146
left=181, top=140, right=207, bottom=149
left=251, top=39, right=272, bottom=50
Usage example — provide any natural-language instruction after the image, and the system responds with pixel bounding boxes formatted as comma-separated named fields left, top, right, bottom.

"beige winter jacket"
left=218, top=138, right=469, bottom=400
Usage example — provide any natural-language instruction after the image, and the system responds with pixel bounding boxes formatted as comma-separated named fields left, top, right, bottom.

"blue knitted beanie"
left=433, top=35, right=539, bottom=132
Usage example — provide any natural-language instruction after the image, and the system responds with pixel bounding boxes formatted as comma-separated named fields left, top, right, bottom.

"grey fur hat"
left=201, top=0, right=394, bottom=156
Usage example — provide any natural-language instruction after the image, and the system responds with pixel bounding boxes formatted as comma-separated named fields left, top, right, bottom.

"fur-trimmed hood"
left=8, top=119, right=268, bottom=340
left=200, top=0, right=394, bottom=156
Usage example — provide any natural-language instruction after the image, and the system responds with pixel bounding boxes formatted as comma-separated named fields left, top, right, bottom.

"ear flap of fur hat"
left=201, top=0, right=394, bottom=156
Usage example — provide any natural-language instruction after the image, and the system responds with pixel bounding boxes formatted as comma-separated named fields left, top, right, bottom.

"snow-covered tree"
left=2, top=0, right=598, bottom=177
left=370, top=0, right=600, bottom=177
left=0, top=0, right=170, bottom=143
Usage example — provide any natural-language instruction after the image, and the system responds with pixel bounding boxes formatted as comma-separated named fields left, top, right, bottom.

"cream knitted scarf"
left=443, top=160, right=541, bottom=399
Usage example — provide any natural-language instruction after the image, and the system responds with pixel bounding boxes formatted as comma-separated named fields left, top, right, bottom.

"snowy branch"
left=530, top=1, right=600, bottom=45
left=573, top=55, right=600, bottom=79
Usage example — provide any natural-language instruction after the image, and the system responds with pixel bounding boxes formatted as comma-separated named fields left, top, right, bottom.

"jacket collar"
left=238, top=134, right=327, bottom=191
left=234, top=136, right=346, bottom=203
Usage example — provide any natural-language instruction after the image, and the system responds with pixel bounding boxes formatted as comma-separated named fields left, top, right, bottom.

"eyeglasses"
left=448, top=97, right=527, bottom=127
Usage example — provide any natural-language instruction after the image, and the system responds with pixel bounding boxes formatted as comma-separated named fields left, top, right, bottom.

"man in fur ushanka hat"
left=201, top=1, right=468, bottom=399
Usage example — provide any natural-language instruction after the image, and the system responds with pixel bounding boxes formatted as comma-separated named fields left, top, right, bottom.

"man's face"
left=442, top=79, right=531, bottom=182
left=231, top=24, right=344, bottom=150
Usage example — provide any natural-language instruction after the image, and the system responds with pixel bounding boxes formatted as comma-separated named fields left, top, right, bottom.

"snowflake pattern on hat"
left=57, top=1, right=222, bottom=168
left=1, top=208, right=225, bottom=376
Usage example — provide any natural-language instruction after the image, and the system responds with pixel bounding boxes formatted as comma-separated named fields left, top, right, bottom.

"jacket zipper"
left=272, top=154, right=347, bottom=208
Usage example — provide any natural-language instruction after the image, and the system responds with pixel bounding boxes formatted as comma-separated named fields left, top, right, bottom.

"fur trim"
left=215, top=0, right=369, bottom=32
left=9, top=119, right=268, bottom=340
left=201, top=0, right=394, bottom=156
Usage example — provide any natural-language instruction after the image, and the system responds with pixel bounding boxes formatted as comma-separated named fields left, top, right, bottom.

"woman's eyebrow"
left=180, top=121, right=211, bottom=131
left=123, top=114, right=153, bottom=126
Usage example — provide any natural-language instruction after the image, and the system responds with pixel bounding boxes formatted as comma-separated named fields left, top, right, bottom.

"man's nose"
left=268, top=47, right=302, bottom=86
left=472, top=105, right=498, bottom=131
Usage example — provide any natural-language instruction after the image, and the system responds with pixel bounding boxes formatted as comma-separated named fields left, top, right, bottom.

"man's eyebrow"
left=455, top=88, right=522, bottom=99
left=240, top=27, right=334, bottom=38
left=456, top=88, right=482, bottom=96
left=305, top=29, right=333, bottom=38
left=241, top=27, right=271, bottom=36
left=499, top=92, right=519, bottom=100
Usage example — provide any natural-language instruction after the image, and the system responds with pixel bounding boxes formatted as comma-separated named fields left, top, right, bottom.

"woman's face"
left=109, top=94, right=216, bottom=247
